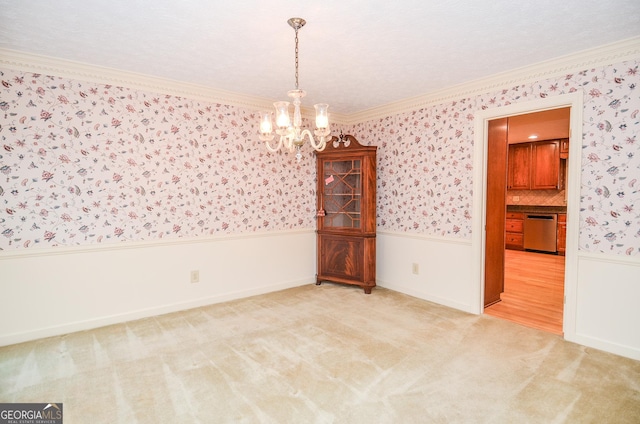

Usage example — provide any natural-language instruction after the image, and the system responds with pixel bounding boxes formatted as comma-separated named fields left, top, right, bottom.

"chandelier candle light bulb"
left=274, top=102, right=291, bottom=128
left=260, top=112, right=273, bottom=134
left=258, top=18, right=331, bottom=161
left=315, top=104, right=329, bottom=129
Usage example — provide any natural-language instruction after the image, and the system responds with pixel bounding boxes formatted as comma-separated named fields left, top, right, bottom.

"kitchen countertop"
left=507, top=205, right=567, bottom=214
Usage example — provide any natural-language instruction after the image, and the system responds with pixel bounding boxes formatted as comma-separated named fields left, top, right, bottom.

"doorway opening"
left=486, top=249, right=565, bottom=333
left=472, top=92, right=583, bottom=340
left=484, top=108, right=569, bottom=334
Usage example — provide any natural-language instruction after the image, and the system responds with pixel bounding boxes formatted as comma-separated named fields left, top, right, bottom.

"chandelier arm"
left=300, top=129, right=327, bottom=151
left=284, top=132, right=295, bottom=152
left=265, top=136, right=283, bottom=153
left=314, top=141, right=327, bottom=152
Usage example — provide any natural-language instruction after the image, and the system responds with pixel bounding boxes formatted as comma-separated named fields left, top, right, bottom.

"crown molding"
left=0, top=48, right=276, bottom=110
left=2, top=36, right=639, bottom=125
left=0, top=48, right=352, bottom=125
left=347, top=36, right=640, bottom=123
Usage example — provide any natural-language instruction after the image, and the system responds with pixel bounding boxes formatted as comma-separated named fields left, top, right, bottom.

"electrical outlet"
left=190, top=270, right=200, bottom=284
left=412, top=263, right=419, bottom=275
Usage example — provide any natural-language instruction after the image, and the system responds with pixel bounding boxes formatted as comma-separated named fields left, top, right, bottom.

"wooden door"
left=484, top=118, right=508, bottom=307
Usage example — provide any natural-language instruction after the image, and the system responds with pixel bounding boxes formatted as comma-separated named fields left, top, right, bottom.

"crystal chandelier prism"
left=258, top=18, right=331, bottom=161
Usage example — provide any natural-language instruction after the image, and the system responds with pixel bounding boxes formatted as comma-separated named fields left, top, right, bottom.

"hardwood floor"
left=484, top=249, right=565, bottom=335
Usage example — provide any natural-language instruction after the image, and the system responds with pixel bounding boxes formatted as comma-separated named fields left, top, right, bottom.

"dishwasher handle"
left=526, top=215, right=555, bottom=220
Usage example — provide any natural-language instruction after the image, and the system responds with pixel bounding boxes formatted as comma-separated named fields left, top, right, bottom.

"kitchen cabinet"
left=315, top=134, right=377, bottom=294
left=560, top=139, right=569, bottom=159
left=506, top=208, right=566, bottom=254
left=557, top=213, right=566, bottom=256
left=505, top=212, right=524, bottom=250
left=507, top=143, right=531, bottom=190
left=507, top=140, right=562, bottom=190
left=531, top=140, right=560, bottom=189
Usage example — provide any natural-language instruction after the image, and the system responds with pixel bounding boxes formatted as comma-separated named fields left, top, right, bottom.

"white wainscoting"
left=0, top=230, right=316, bottom=346
left=376, top=232, right=475, bottom=313
left=377, top=231, right=640, bottom=361
left=4, top=229, right=638, bottom=360
left=567, top=253, right=640, bottom=360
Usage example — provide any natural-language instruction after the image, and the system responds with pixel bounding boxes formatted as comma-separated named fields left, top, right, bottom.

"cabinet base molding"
left=315, top=279, right=375, bottom=294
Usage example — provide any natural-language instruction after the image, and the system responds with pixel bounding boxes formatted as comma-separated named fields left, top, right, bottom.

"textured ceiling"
left=1, top=0, right=639, bottom=115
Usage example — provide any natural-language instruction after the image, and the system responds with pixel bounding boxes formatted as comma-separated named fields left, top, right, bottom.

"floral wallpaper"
left=0, top=70, right=318, bottom=250
left=350, top=59, right=639, bottom=256
left=1, top=58, right=638, bottom=256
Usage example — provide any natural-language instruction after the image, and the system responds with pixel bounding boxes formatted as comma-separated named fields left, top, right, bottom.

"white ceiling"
left=1, top=0, right=639, bottom=115
left=507, top=108, right=570, bottom=143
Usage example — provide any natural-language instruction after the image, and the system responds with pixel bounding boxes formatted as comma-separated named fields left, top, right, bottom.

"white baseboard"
left=566, top=333, right=640, bottom=361
left=377, top=279, right=476, bottom=314
left=0, top=230, right=317, bottom=347
left=0, top=277, right=313, bottom=347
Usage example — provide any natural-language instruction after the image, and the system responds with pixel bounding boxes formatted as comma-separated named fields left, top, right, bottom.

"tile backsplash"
left=507, top=190, right=567, bottom=206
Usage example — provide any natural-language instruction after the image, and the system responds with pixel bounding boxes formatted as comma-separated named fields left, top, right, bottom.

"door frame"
left=471, top=91, right=583, bottom=339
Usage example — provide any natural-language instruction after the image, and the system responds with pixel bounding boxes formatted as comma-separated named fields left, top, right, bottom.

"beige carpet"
left=1, top=283, right=639, bottom=423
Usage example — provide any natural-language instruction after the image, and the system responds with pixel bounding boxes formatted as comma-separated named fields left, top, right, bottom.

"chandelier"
left=258, top=18, right=331, bottom=161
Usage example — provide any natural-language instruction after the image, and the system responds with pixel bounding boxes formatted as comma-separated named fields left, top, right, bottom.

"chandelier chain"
left=294, top=27, right=299, bottom=90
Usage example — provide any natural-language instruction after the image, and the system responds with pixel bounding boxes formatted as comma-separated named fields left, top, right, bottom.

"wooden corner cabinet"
left=315, top=134, right=377, bottom=294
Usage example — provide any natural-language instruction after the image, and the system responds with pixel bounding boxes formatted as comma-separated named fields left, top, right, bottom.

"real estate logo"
left=0, top=403, right=63, bottom=424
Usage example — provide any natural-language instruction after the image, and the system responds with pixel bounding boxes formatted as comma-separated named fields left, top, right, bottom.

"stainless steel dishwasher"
left=523, top=213, right=557, bottom=253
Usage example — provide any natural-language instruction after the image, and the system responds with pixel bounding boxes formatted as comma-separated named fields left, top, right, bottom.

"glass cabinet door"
left=321, top=159, right=362, bottom=229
